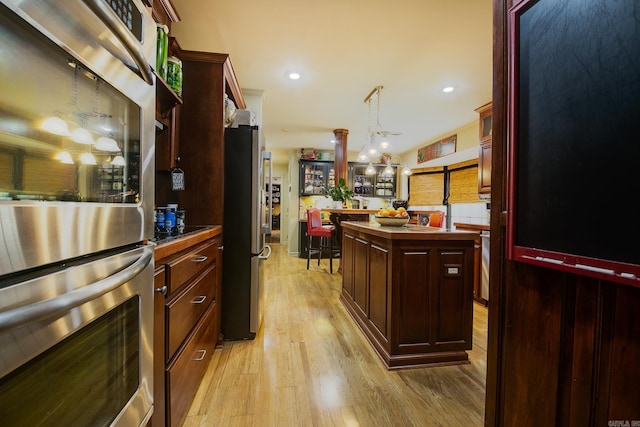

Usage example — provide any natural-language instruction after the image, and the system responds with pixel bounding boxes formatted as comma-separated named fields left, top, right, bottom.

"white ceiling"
left=170, top=0, right=493, bottom=165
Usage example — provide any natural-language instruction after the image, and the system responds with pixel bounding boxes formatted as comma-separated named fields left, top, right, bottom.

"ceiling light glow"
left=288, top=72, right=301, bottom=80
left=442, top=86, right=456, bottom=93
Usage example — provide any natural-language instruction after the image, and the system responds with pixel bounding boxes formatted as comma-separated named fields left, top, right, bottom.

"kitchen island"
left=340, top=221, right=477, bottom=369
left=322, top=208, right=378, bottom=271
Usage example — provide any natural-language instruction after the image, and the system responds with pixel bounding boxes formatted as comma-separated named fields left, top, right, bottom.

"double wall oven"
left=0, top=0, right=156, bottom=425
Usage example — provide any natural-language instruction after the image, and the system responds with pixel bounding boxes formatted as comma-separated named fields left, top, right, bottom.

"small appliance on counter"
left=392, top=199, right=408, bottom=209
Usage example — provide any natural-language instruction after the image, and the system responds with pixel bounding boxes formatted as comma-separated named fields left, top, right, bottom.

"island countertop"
left=341, top=220, right=479, bottom=241
left=322, top=208, right=379, bottom=214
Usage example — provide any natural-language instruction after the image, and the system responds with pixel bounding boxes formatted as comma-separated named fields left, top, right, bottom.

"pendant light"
left=382, top=159, right=394, bottom=176
left=111, top=155, right=126, bottom=166
left=95, top=136, right=120, bottom=151
left=363, top=86, right=401, bottom=154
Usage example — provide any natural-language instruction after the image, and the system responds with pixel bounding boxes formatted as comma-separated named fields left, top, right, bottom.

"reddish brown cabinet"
left=476, top=102, right=492, bottom=195
left=340, top=221, right=476, bottom=369
left=152, top=227, right=223, bottom=427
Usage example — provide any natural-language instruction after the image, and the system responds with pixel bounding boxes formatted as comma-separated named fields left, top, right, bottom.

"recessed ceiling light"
left=442, top=85, right=457, bottom=93
left=330, top=139, right=336, bottom=144
left=288, top=72, right=301, bottom=80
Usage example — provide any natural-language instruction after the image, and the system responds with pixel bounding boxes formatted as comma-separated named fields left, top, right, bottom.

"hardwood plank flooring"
left=183, top=242, right=487, bottom=426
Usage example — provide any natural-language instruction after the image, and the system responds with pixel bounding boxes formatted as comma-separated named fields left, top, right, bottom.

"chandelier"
left=356, top=86, right=402, bottom=163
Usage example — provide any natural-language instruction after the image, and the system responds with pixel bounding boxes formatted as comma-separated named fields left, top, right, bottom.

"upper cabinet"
left=153, top=0, right=183, bottom=172
left=177, top=51, right=246, bottom=226
left=476, top=102, right=492, bottom=195
left=155, top=38, right=183, bottom=171
left=299, top=160, right=335, bottom=196
left=349, top=163, right=397, bottom=199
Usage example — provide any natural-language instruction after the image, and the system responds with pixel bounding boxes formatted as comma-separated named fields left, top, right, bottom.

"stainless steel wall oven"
left=0, top=0, right=156, bottom=425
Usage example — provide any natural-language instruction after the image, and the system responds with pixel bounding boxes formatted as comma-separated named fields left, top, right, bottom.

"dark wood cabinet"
left=156, top=68, right=182, bottom=172
left=152, top=228, right=223, bottom=427
left=177, top=51, right=245, bottom=226
left=349, top=163, right=397, bottom=198
left=475, top=102, right=492, bottom=195
left=340, top=222, right=475, bottom=369
left=299, top=160, right=335, bottom=196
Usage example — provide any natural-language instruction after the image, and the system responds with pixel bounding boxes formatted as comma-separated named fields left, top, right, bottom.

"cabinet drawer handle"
left=192, top=349, right=207, bottom=361
left=191, top=295, right=207, bottom=304
left=155, top=285, right=167, bottom=295
left=191, top=255, right=208, bottom=263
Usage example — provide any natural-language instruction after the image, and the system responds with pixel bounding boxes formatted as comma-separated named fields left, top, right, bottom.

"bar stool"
left=306, top=208, right=336, bottom=273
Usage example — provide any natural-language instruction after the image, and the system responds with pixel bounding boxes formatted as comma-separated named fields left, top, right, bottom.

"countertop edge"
left=453, top=222, right=490, bottom=231
left=151, top=225, right=222, bottom=261
left=341, top=221, right=478, bottom=241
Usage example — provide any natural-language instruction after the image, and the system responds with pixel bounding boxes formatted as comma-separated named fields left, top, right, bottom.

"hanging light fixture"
left=357, top=146, right=370, bottom=162
left=41, top=116, right=70, bottom=136
left=402, top=164, right=412, bottom=176
left=363, top=86, right=401, bottom=154
left=111, top=154, right=126, bottom=166
left=55, top=151, right=74, bottom=164
left=95, top=136, right=120, bottom=151
left=365, top=163, right=376, bottom=175
left=382, top=158, right=394, bottom=176
left=80, top=152, right=97, bottom=165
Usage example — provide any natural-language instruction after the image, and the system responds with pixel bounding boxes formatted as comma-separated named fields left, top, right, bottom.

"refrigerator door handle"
left=262, top=151, right=272, bottom=235
left=257, top=245, right=272, bottom=260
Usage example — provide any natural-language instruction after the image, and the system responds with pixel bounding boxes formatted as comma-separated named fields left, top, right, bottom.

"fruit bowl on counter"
left=374, top=215, right=409, bottom=226
left=374, top=207, right=410, bottom=226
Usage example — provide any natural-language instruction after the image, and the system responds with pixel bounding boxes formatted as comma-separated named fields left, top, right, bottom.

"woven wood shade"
left=409, top=167, right=444, bottom=205
left=409, top=160, right=482, bottom=205
left=0, top=151, right=11, bottom=190
left=449, top=160, right=481, bottom=204
left=23, top=156, right=76, bottom=194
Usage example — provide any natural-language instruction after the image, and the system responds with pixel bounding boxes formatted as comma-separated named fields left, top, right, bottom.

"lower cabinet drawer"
left=166, top=264, right=216, bottom=361
left=166, top=302, right=218, bottom=427
left=166, top=239, right=218, bottom=295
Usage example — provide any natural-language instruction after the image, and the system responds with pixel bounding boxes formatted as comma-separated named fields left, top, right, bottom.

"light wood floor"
left=184, top=242, right=487, bottom=426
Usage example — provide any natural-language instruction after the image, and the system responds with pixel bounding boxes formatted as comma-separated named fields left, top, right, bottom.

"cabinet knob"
left=218, top=245, right=224, bottom=251
left=175, top=156, right=181, bottom=162
left=155, top=285, right=167, bottom=295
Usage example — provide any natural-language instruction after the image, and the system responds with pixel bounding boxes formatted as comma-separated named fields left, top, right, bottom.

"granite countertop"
left=341, top=221, right=478, bottom=241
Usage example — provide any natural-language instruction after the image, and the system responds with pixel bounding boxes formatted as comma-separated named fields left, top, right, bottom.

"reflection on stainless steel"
left=0, top=245, right=154, bottom=426
left=0, top=0, right=156, bottom=278
left=0, top=246, right=152, bottom=334
left=0, top=0, right=156, bottom=425
left=481, top=231, right=490, bottom=301
left=0, top=203, right=146, bottom=276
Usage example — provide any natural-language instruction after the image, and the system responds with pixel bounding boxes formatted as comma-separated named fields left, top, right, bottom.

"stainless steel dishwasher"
left=481, top=231, right=490, bottom=302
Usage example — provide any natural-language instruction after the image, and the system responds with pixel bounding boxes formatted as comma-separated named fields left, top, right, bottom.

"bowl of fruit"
left=374, top=207, right=410, bottom=226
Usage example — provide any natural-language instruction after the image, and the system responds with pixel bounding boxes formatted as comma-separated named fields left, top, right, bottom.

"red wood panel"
left=398, top=249, right=430, bottom=345
left=501, top=263, right=563, bottom=425
left=368, top=243, right=389, bottom=338
left=434, top=249, right=469, bottom=347
left=353, top=237, right=369, bottom=317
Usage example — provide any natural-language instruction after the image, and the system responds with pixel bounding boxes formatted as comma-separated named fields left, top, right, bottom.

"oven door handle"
left=83, top=0, right=154, bottom=85
left=0, top=246, right=153, bottom=334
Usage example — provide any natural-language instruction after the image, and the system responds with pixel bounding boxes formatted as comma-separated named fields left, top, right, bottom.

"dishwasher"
left=480, top=231, right=490, bottom=302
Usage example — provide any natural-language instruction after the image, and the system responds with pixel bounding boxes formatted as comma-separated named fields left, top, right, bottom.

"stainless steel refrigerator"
left=222, top=125, right=272, bottom=340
